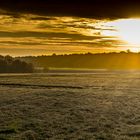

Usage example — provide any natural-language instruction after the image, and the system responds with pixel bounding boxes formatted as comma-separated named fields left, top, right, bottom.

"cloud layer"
left=0, top=14, right=129, bottom=56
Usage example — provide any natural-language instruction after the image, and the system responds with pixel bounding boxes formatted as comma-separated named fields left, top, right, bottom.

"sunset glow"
left=0, top=14, right=139, bottom=55
left=102, top=19, right=140, bottom=52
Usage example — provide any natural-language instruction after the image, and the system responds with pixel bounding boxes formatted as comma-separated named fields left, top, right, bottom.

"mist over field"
left=0, top=71, right=140, bottom=139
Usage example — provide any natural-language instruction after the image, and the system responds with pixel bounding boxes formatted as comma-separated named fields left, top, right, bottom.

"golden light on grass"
left=102, top=19, right=140, bottom=52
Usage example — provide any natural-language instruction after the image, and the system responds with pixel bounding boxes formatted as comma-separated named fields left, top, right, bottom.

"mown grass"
left=0, top=72, right=140, bottom=140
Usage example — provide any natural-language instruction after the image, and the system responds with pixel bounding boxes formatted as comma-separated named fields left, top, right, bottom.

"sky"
left=0, top=0, right=140, bottom=56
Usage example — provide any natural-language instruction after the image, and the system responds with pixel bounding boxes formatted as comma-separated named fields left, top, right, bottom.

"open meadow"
left=0, top=71, right=140, bottom=140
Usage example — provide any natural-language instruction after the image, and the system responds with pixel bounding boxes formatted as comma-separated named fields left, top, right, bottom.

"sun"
left=102, top=18, right=140, bottom=51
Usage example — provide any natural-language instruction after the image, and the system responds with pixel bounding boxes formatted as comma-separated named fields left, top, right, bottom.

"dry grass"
left=0, top=72, right=140, bottom=140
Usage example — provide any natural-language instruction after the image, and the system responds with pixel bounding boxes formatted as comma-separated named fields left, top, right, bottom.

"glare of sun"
left=130, top=47, right=140, bottom=53
left=102, top=19, right=140, bottom=47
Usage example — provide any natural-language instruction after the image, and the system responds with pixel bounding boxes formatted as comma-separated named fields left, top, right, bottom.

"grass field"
left=0, top=71, right=140, bottom=140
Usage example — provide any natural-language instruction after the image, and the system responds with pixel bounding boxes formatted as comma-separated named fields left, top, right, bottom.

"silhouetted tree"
left=0, top=55, right=34, bottom=73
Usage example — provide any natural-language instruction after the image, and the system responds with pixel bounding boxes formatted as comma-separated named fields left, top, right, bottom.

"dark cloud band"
left=0, top=0, right=140, bottom=19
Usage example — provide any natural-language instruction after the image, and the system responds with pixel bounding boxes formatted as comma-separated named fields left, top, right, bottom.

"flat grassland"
left=0, top=71, right=140, bottom=140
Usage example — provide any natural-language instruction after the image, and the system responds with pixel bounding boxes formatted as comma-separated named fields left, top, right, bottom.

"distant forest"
left=18, top=51, right=140, bottom=70
left=0, top=55, right=34, bottom=73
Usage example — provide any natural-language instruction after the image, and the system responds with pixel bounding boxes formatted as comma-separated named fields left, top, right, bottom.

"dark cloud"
left=0, top=40, right=119, bottom=46
left=0, top=41, right=45, bottom=46
left=0, top=31, right=110, bottom=40
left=0, top=0, right=140, bottom=19
left=30, top=17, right=56, bottom=21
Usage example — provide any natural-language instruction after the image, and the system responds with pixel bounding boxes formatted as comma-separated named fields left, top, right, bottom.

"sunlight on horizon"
left=102, top=18, right=140, bottom=52
left=0, top=14, right=140, bottom=55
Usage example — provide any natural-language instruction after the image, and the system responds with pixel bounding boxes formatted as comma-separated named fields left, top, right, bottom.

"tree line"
left=19, top=51, right=140, bottom=70
left=0, top=55, right=34, bottom=73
